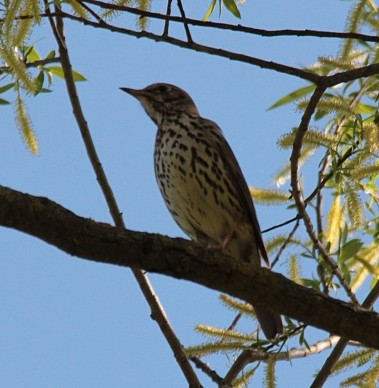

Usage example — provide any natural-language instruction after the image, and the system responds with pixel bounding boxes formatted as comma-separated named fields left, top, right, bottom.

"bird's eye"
left=158, top=85, right=167, bottom=93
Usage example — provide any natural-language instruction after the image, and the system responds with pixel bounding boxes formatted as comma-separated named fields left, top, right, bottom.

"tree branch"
left=45, top=4, right=201, bottom=386
left=1, top=184, right=379, bottom=350
left=223, top=335, right=342, bottom=385
left=81, top=0, right=379, bottom=43
left=289, top=85, right=358, bottom=304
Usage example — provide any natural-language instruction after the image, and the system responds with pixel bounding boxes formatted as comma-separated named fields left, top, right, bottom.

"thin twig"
left=176, top=0, right=193, bottom=43
left=163, top=0, right=173, bottom=36
left=222, top=335, right=342, bottom=385
left=290, top=85, right=359, bottom=304
left=57, top=10, right=379, bottom=86
left=0, top=56, right=61, bottom=73
left=75, top=0, right=104, bottom=22
left=190, top=357, right=223, bottom=385
left=46, top=3, right=201, bottom=386
left=57, top=10, right=320, bottom=83
left=261, top=215, right=300, bottom=234
left=227, top=313, right=242, bottom=331
left=80, top=0, right=379, bottom=43
left=305, top=83, right=369, bottom=206
left=271, top=217, right=300, bottom=267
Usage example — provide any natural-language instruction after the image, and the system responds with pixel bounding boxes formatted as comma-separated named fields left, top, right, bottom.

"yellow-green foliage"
left=265, top=357, right=277, bottom=388
left=66, top=0, right=89, bottom=19
left=185, top=341, right=251, bottom=357
left=298, top=96, right=358, bottom=117
left=345, top=184, right=364, bottom=227
left=249, top=187, right=290, bottom=205
left=219, top=294, right=255, bottom=316
left=318, top=53, right=366, bottom=71
left=324, top=196, right=344, bottom=252
left=15, top=95, right=38, bottom=154
left=136, top=0, right=151, bottom=31
left=233, top=368, right=256, bottom=388
left=349, top=163, right=379, bottom=180
left=350, top=243, right=379, bottom=292
left=265, top=235, right=304, bottom=256
left=0, top=44, right=36, bottom=94
left=195, top=324, right=255, bottom=342
left=331, top=349, right=379, bottom=387
left=278, top=129, right=341, bottom=150
left=287, top=254, right=302, bottom=285
left=101, top=0, right=151, bottom=30
left=341, top=0, right=367, bottom=58
left=332, top=348, right=375, bottom=375
left=363, top=122, right=379, bottom=152
left=101, top=0, right=133, bottom=19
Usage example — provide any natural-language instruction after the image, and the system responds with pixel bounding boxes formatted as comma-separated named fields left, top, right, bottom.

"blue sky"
left=0, top=1, right=359, bottom=387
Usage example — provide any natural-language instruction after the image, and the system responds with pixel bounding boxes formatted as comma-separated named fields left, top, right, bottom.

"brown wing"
left=201, top=117, right=270, bottom=267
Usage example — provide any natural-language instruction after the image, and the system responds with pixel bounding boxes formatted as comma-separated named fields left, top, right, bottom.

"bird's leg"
left=206, top=227, right=234, bottom=252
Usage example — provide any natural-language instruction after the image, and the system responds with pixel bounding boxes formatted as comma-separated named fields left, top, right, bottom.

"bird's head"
left=120, top=83, right=200, bottom=125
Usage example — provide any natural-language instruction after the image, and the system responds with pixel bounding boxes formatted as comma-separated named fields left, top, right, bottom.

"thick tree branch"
left=1, top=185, right=379, bottom=350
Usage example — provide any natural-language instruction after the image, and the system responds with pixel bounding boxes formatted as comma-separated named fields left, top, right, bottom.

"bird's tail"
left=253, top=305, right=283, bottom=340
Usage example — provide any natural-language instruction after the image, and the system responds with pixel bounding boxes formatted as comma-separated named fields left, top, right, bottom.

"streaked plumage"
left=121, top=83, right=282, bottom=339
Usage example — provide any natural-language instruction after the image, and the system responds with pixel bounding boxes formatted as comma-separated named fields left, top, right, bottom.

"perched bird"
left=121, top=83, right=282, bottom=339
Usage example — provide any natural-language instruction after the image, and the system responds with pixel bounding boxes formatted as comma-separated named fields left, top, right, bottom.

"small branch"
left=56, top=10, right=379, bottom=86
left=290, top=85, right=359, bottom=304
left=222, top=335, right=342, bottom=385
left=176, top=0, right=193, bottom=43
left=163, top=0, right=173, bottom=36
left=75, top=0, right=104, bottom=22
left=46, top=4, right=201, bottom=386
left=261, top=215, right=300, bottom=234
left=227, top=313, right=242, bottom=332
left=0, top=57, right=61, bottom=74
left=190, top=357, right=223, bottom=385
left=58, top=10, right=320, bottom=83
left=80, top=0, right=379, bottom=43
left=305, top=83, right=369, bottom=206
left=271, top=217, right=300, bottom=267
left=304, top=147, right=356, bottom=205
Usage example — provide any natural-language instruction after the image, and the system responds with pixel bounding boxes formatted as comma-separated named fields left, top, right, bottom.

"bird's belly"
left=154, top=135, right=250, bottom=245
left=164, top=172, right=230, bottom=244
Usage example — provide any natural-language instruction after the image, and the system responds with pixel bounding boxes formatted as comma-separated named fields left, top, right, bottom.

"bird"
left=120, top=83, right=282, bottom=339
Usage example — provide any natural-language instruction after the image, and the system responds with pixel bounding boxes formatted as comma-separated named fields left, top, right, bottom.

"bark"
left=1, top=184, right=378, bottom=349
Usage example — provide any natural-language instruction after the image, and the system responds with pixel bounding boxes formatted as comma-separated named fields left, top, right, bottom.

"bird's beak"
left=120, top=87, right=146, bottom=99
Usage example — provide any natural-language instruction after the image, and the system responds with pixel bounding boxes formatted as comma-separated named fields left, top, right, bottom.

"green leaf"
left=0, top=97, right=11, bottom=105
left=0, top=82, right=15, bottom=94
left=46, top=66, right=87, bottom=82
left=46, top=66, right=65, bottom=78
left=357, top=103, right=376, bottom=114
left=203, top=0, right=217, bottom=21
left=268, top=85, right=316, bottom=110
left=34, top=71, right=44, bottom=95
left=46, top=50, right=56, bottom=60
left=339, top=239, right=363, bottom=263
left=26, top=46, right=41, bottom=63
left=72, top=70, right=87, bottom=82
left=223, top=0, right=241, bottom=18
